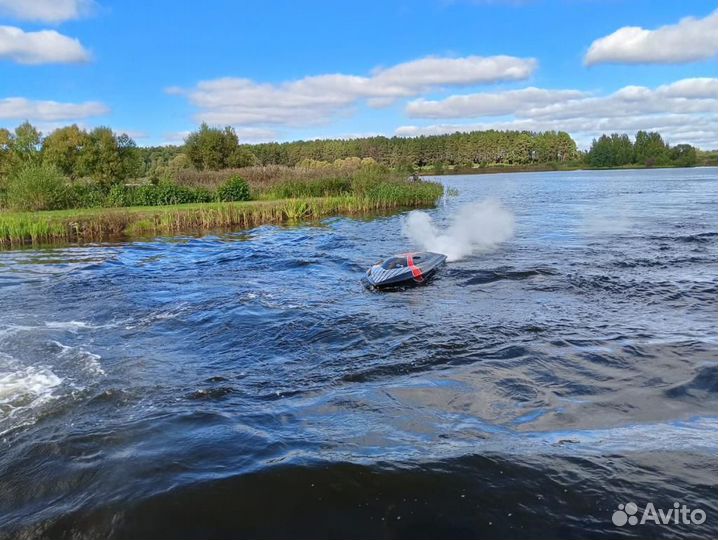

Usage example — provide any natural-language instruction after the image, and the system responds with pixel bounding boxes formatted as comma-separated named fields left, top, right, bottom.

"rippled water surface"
left=1, top=168, right=716, bottom=539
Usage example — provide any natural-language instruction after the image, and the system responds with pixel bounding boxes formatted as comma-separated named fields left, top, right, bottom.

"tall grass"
left=173, top=162, right=396, bottom=196
left=265, top=177, right=353, bottom=199
left=0, top=179, right=443, bottom=247
left=0, top=161, right=443, bottom=247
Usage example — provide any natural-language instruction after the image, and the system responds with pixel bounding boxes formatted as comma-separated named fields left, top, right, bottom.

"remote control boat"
left=362, top=251, right=447, bottom=289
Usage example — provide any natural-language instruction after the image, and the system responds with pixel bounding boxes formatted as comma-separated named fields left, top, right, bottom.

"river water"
left=0, top=168, right=716, bottom=539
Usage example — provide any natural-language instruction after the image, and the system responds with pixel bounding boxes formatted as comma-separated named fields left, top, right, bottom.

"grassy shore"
left=0, top=186, right=443, bottom=247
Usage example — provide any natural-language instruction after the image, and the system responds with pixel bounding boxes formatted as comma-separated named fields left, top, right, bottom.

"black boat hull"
left=362, top=251, right=447, bottom=289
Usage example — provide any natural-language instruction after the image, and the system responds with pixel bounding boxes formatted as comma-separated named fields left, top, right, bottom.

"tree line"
left=147, top=124, right=706, bottom=174
left=245, top=129, right=579, bottom=169
left=133, top=125, right=580, bottom=177
left=1, top=122, right=140, bottom=187
left=585, top=131, right=699, bottom=168
left=0, top=121, right=709, bottom=189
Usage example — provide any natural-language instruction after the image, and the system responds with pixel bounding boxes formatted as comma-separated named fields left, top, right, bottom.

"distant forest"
left=144, top=125, right=582, bottom=177
left=0, top=122, right=714, bottom=187
left=134, top=125, right=714, bottom=177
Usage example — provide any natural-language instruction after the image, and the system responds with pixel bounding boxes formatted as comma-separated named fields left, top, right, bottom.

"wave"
left=6, top=416, right=715, bottom=539
left=50, top=341, right=105, bottom=377
left=0, top=355, right=62, bottom=408
left=647, top=232, right=717, bottom=244
left=454, top=267, right=558, bottom=286
left=0, top=353, right=63, bottom=435
left=664, top=364, right=718, bottom=400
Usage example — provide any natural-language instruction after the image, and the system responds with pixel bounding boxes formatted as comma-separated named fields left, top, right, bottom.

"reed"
left=0, top=179, right=443, bottom=247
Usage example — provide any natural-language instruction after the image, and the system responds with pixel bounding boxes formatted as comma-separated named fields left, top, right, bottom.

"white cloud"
left=396, top=78, right=718, bottom=149
left=658, top=77, right=717, bottom=99
left=370, top=55, right=535, bottom=91
left=407, top=87, right=586, bottom=118
left=0, top=25, right=90, bottom=64
left=162, top=130, right=191, bottom=145
left=522, top=78, right=717, bottom=121
left=0, top=97, right=108, bottom=121
left=174, top=55, right=536, bottom=128
left=233, top=127, right=278, bottom=143
left=0, top=0, right=94, bottom=23
left=585, top=10, right=718, bottom=65
left=405, top=78, right=717, bottom=122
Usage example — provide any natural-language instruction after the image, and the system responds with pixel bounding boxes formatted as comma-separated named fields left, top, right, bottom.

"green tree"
left=79, top=127, right=121, bottom=185
left=184, top=123, right=240, bottom=170
left=586, top=133, right=634, bottom=167
left=167, top=153, right=191, bottom=173
left=510, top=132, right=534, bottom=164
left=116, top=132, right=140, bottom=178
left=228, top=145, right=259, bottom=168
left=11, top=121, right=42, bottom=165
left=0, top=127, right=13, bottom=177
left=42, top=124, right=89, bottom=179
left=634, top=130, right=668, bottom=166
left=586, top=135, right=614, bottom=167
left=555, top=131, right=578, bottom=162
left=669, top=144, right=697, bottom=167
left=78, top=127, right=137, bottom=186
left=610, top=133, right=634, bottom=165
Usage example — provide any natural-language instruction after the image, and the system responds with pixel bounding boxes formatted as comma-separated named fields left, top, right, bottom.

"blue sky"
left=0, top=0, right=716, bottom=148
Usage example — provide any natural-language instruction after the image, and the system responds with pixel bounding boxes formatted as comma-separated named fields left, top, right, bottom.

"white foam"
left=45, top=320, right=116, bottom=332
left=0, top=324, right=36, bottom=342
left=0, top=354, right=63, bottom=415
left=124, top=303, right=189, bottom=329
left=51, top=341, right=105, bottom=376
left=45, top=320, right=92, bottom=330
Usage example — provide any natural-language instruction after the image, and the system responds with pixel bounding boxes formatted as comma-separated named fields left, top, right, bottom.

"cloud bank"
left=407, top=87, right=587, bottom=118
left=585, top=10, right=718, bottom=65
left=173, top=55, right=537, bottom=127
left=0, top=0, right=94, bottom=23
left=0, top=25, right=90, bottom=64
left=0, top=97, right=108, bottom=121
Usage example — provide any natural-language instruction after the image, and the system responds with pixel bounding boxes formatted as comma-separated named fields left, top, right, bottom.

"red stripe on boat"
left=407, top=254, right=424, bottom=282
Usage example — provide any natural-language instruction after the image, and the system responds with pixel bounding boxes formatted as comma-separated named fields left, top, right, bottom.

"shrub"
left=65, top=182, right=108, bottom=208
left=105, top=184, right=134, bottom=207
left=269, top=177, right=351, bottom=199
left=216, top=175, right=250, bottom=202
left=6, top=163, right=68, bottom=211
left=103, top=183, right=213, bottom=207
left=136, top=183, right=213, bottom=206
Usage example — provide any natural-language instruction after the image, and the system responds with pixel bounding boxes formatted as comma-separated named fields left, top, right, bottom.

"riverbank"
left=0, top=187, right=443, bottom=247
